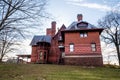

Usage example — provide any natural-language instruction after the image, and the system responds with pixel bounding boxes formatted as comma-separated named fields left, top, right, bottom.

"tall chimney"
left=46, top=28, right=52, bottom=36
left=77, top=14, right=83, bottom=21
left=51, top=21, right=56, bottom=37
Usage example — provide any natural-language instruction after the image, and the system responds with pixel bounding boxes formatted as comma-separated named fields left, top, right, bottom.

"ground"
left=0, top=63, right=120, bottom=80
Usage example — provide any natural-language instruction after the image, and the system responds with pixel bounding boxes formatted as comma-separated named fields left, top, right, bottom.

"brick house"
left=30, top=14, right=104, bottom=66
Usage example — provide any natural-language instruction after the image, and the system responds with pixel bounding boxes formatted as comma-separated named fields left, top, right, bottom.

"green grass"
left=0, top=63, right=120, bottom=80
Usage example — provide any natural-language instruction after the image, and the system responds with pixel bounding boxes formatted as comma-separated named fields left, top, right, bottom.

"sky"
left=6, top=0, right=120, bottom=64
left=45, top=0, right=120, bottom=28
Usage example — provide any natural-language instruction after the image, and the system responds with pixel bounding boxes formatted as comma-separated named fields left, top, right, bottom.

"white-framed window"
left=91, top=43, right=96, bottom=51
left=80, top=32, right=88, bottom=37
left=69, top=43, right=74, bottom=52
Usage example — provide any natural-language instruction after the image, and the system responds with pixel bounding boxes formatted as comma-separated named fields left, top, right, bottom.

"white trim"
left=64, top=55, right=102, bottom=58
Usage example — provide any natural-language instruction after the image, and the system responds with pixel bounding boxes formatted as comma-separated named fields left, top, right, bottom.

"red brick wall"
left=48, top=38, right=60, bottom=64
left=63, top=31, right=103, bottom=66
left=64, top=31, right=101, bottom=54
left=31, top=45, right=50, bottom=63
left=31, top=46, right=37, bottom=62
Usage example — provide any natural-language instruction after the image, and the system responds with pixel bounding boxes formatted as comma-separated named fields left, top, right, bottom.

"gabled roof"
left=30, top=35, right=51, bottom=46
left=53, top=24, right=66, bottom=39
left=66, top=21, right=96, bottom=30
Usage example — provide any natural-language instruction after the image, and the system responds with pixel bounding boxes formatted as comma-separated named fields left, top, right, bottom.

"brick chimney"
left=51, top=21, right=56, bottom=37
left=46, top=21, right=56, bottom=37
left=46, top=28, right=52, bottom=36
left=77, top=14, right=83, bottom=21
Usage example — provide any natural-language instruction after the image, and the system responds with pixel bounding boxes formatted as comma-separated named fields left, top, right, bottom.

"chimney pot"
left=77, top=14, right=83, bottom=21
left=51, top=21, right=56, bottom=28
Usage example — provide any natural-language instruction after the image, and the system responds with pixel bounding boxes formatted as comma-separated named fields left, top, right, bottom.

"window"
left=62, top=52, right=65, bottom=58
left=44, top=52, right=46, bottom=60
left=80, top=32, right=88, bottom=37
left=80, top=33, right=84, bottom=37
left=69, top=43, right=74, bottom=52
left=91, top=43, right=96, bottom=51
left=39, top=52, right=43, bottom=60
left=84, top=32, right=87, bottom=37
left=59, top=36, right=62, bottom=40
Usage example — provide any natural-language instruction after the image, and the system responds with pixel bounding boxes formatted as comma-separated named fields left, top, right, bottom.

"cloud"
left=66, top=0, right=84, bottom=2
left=66, top=0, right=112, bottom=11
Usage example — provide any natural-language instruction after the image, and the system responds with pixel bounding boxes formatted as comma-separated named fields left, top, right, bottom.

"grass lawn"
left=0, top=63, right=120, bottom=80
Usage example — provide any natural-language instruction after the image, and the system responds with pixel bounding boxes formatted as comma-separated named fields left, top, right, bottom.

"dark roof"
left=66, top=21, right=97, bottom=30
left=30, top=35, right=51, bottom=46
left=17, top=54, right=31, bottom=58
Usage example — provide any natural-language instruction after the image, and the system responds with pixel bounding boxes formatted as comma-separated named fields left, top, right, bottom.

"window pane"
left=91, top=43, right=96, bottom=51
left=92, top=48, right=96, bottom=51
left=70, top=44, right=74, bottom=52
left=84, top=33, right=87, bottom=37
left=80, top=33, right=84, bottom=37
left=91, top=44, right=95, bottom=47
left=59, top=36, right=62, bottom=40
left=80, top=32, right=87, bottom=37
left=62, top=52, right=65, bottom=58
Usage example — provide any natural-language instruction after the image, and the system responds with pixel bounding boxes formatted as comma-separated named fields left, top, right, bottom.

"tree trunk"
left=116, top=45, right=120, bottom=65
left=0, top=58, right=2, bottom=63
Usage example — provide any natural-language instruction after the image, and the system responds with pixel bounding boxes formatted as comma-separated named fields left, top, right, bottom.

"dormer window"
left=80, top=32, right=87, bottom=38
left=77, top=22, right=88, bottom=29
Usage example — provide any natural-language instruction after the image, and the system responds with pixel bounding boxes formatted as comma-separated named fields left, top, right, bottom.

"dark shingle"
left=66, top=21, right=96, bottom=30
left=30, top=35, right=51, bottom=46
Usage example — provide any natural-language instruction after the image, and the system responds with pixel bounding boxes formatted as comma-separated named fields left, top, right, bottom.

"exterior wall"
left=64, top=57, right=103, bottom=66
left=65, top=31, right=101, bottom=54
left=48, top=25, right=65, bottom=64
left=31, top=46, right=37, bottom=62
left=48, top=38, right=60, bottom=64
left=31, top=44, right=50, bottom=63
left=64, top=31, right=103, bottom=66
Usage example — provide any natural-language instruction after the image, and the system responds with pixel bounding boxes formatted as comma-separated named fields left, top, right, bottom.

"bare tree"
left=0, top=0, right=48, bottom=31
left=0, top=0, right=48, bottom=62
left=0, top=28, right=20, bottom=62
left=98, top=11, right=120, bottom=65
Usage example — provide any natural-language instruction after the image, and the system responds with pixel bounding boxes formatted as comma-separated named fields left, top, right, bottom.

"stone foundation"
left=64, top=57, right=103, bottom=66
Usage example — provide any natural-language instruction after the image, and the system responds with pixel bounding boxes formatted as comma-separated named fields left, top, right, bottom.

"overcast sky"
left=45, top=0, right=120, bottom=28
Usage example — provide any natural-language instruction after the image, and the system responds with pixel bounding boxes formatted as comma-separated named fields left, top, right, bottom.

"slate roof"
left=30, top=35, right=51, bottom=46
left=66, top=21, right=96, bottom=30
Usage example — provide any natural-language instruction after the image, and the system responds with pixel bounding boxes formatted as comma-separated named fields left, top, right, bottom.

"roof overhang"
left=61, top=28, right=104, bottom=34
